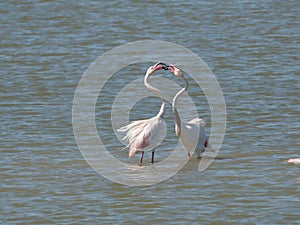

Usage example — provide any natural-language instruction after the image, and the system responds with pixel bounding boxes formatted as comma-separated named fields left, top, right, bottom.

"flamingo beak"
left=154, top=62, right=169, bottom=71
left=167, top=64, right=175, bottom=72
left=159, top=62, right=169, bottom=70
left=168, top=64, right=182, bottom=76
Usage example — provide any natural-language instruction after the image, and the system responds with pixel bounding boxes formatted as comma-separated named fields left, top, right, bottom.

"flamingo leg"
left=139, top=151, right=144, bottom=166
left=151, top=151, right=155, bottom=164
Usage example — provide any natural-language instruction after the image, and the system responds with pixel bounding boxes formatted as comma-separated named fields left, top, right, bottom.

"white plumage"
left=179, top=118, right=208, bottom=158
left=287, top=158, right=300, bottom=165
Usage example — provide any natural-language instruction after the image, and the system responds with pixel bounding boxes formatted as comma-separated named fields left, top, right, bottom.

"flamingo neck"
left=173, top=106, right=181, bottom=137
left=172, top=75, right=188, bottom=137
left=144, top=72, right=166, bottom=118
left=157, top=100, right=166, bottom=118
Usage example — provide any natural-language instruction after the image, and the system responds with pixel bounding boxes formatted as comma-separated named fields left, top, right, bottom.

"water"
left=1, top=0, right=299, bottom=224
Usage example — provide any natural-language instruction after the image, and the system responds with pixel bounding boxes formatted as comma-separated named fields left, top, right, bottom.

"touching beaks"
left=158, top=62, right=169, bottom=70
left=150, top=62, right=182, bottom=76
left=154, top=62, right=169, bottom=71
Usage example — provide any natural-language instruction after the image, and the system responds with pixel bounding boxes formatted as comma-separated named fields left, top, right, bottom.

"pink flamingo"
left=287, top=158, right=300, bottom=164
left=118, top=62, right=169, bottom=165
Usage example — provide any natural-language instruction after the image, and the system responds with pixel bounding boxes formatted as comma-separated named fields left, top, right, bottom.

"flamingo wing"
left=187, top=118, right=206, bottom=126
left=118, top=117, right=166, bottom=157
left=180, top=117, right=209, bottom=157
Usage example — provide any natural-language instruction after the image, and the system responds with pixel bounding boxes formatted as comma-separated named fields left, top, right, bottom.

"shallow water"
left=1, top=0, right=299, bottom=224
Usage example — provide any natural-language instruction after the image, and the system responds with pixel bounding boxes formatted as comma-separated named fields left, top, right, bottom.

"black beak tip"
left=157, top=62, right=169, bottom=70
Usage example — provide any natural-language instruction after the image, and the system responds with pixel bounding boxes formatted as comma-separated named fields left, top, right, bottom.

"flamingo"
left=118, top=62, right=169, bottom=165
left=168, top=64, right=209, bottom=159
left=286, top=158, right=300, bottom=165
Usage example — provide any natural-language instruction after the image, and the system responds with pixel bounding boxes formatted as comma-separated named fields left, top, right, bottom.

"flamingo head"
left=147, top=62, right=169, bottom=75
left=168, top=64, right=183, bottom=77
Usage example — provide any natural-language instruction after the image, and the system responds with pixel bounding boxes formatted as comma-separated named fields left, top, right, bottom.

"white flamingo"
left=118, top=62, right=168, bottom=165
left=168, top=64, right=209, bottom=159
left=286, top=158, right=300, bottom=165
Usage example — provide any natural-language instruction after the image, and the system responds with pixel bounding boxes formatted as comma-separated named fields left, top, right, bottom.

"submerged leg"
left=139, top=151, right=144, bottom=166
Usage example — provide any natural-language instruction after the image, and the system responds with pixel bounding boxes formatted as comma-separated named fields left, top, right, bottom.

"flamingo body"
left=179, top=118, right=208, bottom=158
left=118, top=113, right=166, bottom=157
left=287, top=158, right=300, bottom=165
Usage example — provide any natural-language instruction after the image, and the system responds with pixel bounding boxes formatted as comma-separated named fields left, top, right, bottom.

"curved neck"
left=144, top=72, right=166, bottom=118
left=172, top=75, right=188, bottom=107
left=172, top=75, right=188, bottom=137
